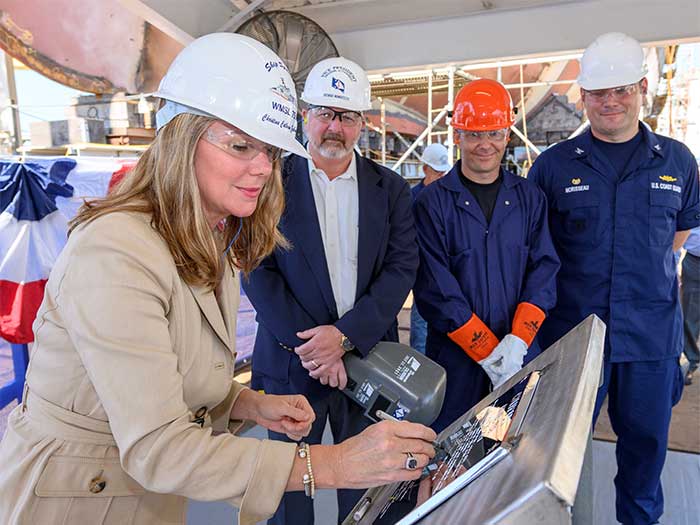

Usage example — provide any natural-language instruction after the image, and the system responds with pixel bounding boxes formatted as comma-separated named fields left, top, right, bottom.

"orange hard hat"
left=452, top=78, right=516, bottom=131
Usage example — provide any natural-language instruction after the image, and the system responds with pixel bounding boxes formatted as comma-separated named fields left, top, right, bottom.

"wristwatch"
left=340, top=333, right=355, bottom=353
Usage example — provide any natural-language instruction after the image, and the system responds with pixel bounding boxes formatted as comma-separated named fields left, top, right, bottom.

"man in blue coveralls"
left=529, top=32, right=700, bottom=525
left=413, top=78, right=560, bottom=433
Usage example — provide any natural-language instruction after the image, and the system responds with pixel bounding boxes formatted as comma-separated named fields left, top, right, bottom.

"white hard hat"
left=577, top=32, right=648, bottom=91
left=301, top=57, right=372, bottom=112
left=421, top=143, right=450, bottom=172
left=153, top=33, right=308, bottom=159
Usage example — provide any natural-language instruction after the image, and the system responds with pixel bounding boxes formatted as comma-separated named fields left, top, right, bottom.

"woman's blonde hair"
left=69, top=113, right=288, bottom=290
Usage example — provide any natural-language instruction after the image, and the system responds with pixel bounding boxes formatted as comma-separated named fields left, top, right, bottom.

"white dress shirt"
left=308, top=154, right=359, bottom=318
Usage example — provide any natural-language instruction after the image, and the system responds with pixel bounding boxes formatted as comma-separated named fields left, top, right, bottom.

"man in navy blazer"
left=243, top=57, right=418, bottom=525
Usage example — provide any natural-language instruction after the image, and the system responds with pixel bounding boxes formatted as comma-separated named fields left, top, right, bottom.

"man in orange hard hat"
left=413, top=78, right=560, bottom=432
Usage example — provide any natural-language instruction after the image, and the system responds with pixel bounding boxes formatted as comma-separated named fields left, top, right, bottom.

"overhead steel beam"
left=326, top=0, right=700, bottom=72
left=218, top=0, right=273, bottom=31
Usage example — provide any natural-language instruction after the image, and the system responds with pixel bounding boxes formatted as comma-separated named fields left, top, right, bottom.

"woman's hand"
left=325, top=421, right=437, bottom=489
left=232, top=390, right=315, bottom=441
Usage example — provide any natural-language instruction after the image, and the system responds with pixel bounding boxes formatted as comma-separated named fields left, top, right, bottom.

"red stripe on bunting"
left=107, top=162, right=136, bottom=194
left=0, top=279, right=47, bottom=344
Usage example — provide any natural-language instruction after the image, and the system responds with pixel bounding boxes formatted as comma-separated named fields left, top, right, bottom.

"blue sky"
left=13, top=65, right=86, bottom=137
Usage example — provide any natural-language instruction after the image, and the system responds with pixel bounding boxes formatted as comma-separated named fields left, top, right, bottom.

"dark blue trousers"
left=260, top=377, right=370, bottom=525
left=593, top=358, right=684, bottom=525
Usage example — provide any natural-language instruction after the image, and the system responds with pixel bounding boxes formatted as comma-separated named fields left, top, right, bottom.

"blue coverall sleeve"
left=242, top=252, right=317, bottom=348
left=413, top=192, right=473, bottom=334
left=677, top=151, right=700, bottom=231
left=519, top=189, right=560, bottom=313
left=335, top=182, right=419, bottom=356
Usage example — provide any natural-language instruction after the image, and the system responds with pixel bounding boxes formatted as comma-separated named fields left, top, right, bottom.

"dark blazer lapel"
left=356, top=154, right=388, bottom=296
left=283, top=155, right=337, bottom=315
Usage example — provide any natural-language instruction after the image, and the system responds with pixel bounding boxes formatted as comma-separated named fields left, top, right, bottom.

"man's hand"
left=295, top=325, right=345, bottom=376
left=309, top=359, right=348, bottom=389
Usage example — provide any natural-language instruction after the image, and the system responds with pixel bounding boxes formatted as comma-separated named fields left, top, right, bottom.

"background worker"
left=0, top=34, right=437, bottom=525
left=412, top=143, right=450, bottom=200
left=244, top=56, right=418, bottom=525
left=410, top=143, right=450, bottom=354
left=413, top=78, right=560, bottom=433
left=529, top=32, right=700, bottom=525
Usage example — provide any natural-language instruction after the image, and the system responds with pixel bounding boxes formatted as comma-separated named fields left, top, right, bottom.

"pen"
left=374, top=409, right=447, bottom=453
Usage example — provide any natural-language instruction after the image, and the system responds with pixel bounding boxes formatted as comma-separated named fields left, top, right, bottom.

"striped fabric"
left=0, top=158, right=134, bottom=343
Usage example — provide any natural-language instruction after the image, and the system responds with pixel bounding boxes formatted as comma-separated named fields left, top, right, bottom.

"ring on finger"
left=311, top=359, right=319, bottom=369
left=404, top=452, right=418, bottom=470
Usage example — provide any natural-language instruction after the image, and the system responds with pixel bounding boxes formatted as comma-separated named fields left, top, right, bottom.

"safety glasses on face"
left=204, top=125, right=282, bottom=163
left=583, top=82, right=641, bottom=102
left=309, top=106, right=363, bottom=127
left=458, top=128, right=509, bottom=144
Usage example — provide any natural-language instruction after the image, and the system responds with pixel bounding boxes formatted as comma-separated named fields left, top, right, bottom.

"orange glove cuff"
left=448, top=314, right=498, bottom=362
left=511, top=302, right=546, bottom=347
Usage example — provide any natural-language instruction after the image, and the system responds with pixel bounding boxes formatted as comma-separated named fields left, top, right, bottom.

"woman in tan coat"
left=0, top=34, right=436, bottom=525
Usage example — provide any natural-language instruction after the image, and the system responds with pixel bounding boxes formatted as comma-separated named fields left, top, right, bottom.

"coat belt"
left=22, top=387, right=117, bottom=446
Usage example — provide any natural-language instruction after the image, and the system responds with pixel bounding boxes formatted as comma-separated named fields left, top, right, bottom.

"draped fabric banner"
left=0, top=157, right=134, bottom=344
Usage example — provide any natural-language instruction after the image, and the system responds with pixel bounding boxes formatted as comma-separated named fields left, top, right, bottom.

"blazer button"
left=193, top=406, right=208, bottom=427
left=89, top=472, right=106, bottom=494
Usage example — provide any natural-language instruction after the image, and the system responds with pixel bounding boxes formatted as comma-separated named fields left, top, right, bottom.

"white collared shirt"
left=308, top=154, right=359, bottom=318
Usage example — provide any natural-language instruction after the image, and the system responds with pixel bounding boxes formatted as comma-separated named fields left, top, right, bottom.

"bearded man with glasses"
left=530, top=32, right=700, bottom=525
left=412, top=78, right=560, bottom=433
left=244, top=57, right=418, bottom=525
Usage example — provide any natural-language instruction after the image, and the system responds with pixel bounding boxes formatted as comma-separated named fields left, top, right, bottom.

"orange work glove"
left=510, top=302, right=546, bottom=347
left=447, top=314, right=499, bottom=362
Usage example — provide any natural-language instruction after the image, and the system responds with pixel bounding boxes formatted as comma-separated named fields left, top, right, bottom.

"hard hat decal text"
left=265, top=60, right=290, bottom=74
left=262, top=113, right=296, bottom=133
left=271, top=101, right=297, bottom=120
left=320, top=66, right=357, bottom=82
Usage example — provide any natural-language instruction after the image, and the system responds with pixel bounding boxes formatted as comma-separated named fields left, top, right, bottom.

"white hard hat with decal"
left=578, top=32, right=648, bottom=91
left=153, top=32, right=308, bottom=159
left=301, top=57, right=371, bottom=112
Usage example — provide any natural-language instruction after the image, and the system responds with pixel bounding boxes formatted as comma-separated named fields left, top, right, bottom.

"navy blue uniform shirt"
left=530, top=125, right=700, bottom=361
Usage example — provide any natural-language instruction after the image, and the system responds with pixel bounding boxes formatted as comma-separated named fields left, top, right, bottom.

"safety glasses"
left=204, top=125, right=281, bottom=163
left=583, top=82, right=641, bottom=102
left=458, top=128, right=509, bottom=144
left=309, top=106, right=363, bottom=127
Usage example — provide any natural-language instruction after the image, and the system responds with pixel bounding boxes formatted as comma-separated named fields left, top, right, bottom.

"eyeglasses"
left=583, top=82, right=640, bottom=102
left=204, top=126, right=281, bottom=163
left=309, top=106, right=363, bottom=127
left=458, top=128, right=509, bottom=143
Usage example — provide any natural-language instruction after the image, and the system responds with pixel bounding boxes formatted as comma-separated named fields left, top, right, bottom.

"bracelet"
left=297, top=442, right=315, bottom=499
